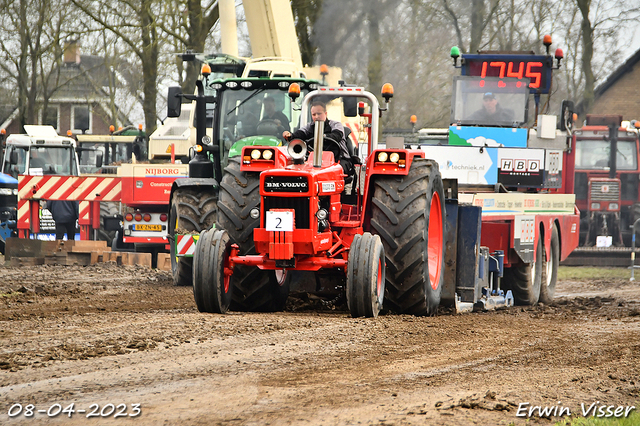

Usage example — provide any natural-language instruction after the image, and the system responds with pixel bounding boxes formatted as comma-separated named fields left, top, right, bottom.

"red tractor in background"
left=571, top=115, right=640, bottom=247
left=192, top=84, right=446, bottom=317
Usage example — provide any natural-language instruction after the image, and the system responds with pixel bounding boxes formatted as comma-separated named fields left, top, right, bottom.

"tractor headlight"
left=262, top=149, right=273, bottom=160
left=590, top=202, right=600, bottom=210
left=377, top=152, right=388, bottom=162
left=608, top=203, right=619, bottom=210
left=251, top=149, right=261, bottom=160
left=389, top=152, right=400, bottom=163
left=250, top=208, right=260, bottom=219
left=0, top=188, right=12, bottom=196
left=316, top=208, right=328, bottom=220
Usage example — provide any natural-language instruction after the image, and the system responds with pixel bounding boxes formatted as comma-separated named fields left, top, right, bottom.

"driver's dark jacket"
left=289, top=119, right=350, bottom=162
left=467, top=104, right=514, bottom=122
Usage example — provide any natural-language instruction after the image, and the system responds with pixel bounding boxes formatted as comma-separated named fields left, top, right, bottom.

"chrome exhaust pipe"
left=313, top=121, right=324, bottom=168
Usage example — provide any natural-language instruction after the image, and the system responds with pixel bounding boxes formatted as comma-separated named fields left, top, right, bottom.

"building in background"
left=577, top=48, right=640, bottom=122
left=0, top=40, right=132, bottom=136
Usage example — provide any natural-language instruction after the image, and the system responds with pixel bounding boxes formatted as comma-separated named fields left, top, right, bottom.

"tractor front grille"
left=590, top=180, right=620, bottom=201
left=263, top=196, right=310, bottom=229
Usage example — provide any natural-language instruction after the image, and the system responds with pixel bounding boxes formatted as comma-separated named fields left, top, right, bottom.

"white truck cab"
left=1, top=125, right=81, bottom=178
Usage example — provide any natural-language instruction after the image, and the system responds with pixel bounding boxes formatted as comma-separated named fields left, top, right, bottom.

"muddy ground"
left=1, top=256, right=639, bottom=425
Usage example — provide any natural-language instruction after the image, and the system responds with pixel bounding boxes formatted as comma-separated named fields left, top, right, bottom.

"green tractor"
left=167, top=55, right=320, bottom=290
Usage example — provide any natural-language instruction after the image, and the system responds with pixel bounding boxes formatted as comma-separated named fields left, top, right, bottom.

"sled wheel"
left=503, top=230, right=543, bottom=305
left=347, top=233, right=385, bottom=318
left=539, top=224, right=559, bottom=304
left=193, top=228, right=233, bottom=314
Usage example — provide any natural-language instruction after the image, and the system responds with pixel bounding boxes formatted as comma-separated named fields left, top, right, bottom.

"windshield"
left=220, top=88, right=306, bottom=147
left=28, top=146, right=75, bottom=175
left=451, top=76, right=529, bottom=127
left=79, top=142, right=132, bottom=174
left=575, top=139, right=638, bottom=170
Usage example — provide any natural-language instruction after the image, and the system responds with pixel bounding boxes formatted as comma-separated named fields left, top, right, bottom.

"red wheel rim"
left=427, top=190, right=443, bottom=290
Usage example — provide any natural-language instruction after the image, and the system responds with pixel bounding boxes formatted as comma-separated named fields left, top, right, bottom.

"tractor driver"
left=282, top=101, right=353, bottom=175
left=262, top=96, right=290, bottom=133
left=468, top=92, right=514, bottom=124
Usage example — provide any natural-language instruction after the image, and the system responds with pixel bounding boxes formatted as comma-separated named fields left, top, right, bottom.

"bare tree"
left=291, top=0, right=323, bottom=66
left=71, top=0, right=160, bottom=134
left=0, top=0, right=51, bottom=130
left=158, top=0, right=219, bottom=94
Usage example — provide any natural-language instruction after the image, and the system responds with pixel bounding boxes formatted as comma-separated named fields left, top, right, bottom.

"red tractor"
left=192, top=84, right=446, bottom=317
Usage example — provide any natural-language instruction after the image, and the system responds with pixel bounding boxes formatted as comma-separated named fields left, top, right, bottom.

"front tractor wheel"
left=347, top=233, right=386, bottom=318
left=193, top=228, right=233, bottom=314
left=371, top=158, right=445, bottom=316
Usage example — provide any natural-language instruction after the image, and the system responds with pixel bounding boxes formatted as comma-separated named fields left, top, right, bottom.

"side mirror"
left=96, top=152, right=103, bottom=169
left=167, top=86, right=183, bottom=118
left=343, top=96, right=357, bottom=117
left=560, top=100, right=575, bottom=131
left=9, top=150, right=18, bottom=165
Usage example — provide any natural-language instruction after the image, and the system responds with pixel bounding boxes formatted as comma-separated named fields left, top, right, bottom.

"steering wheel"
left=256, top=119, right=282, bottom=137
left=304, top=134, right=342, bottom=163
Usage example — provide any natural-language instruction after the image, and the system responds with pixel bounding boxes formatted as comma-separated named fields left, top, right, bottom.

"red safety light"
left=160, top=213, right=168, bottom=222
left=143, top=213, right=152, bottom=222
left=0, top=128, right=5, bottom=135
left=543, top=34, right=552, bottom=47
left=410, top=115, right=417, bottom=124
left=320, top=64, right=329, bottom=76
left=109, top=125, right=115, bottom=133
left=201, top=64, right=211, bottom=77
left=135, top=213, right=142, bottom=221
left=555, top=48, right=564, bottom=60
left=125, top=213, right=133, bottom=221
left=138, top=123, right=143, bottom=131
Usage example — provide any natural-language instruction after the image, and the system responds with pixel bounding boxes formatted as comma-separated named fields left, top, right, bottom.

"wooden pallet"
left=5, top=238, right=151, bottom=268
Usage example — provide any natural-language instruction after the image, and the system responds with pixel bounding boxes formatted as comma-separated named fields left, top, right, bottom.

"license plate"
left=133, top=224, right=162, bottom=231
left=266, top=211, right=294, bottom=232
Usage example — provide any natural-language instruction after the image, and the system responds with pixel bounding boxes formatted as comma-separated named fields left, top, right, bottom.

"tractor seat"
left=343, top=126, right=361, bottom=167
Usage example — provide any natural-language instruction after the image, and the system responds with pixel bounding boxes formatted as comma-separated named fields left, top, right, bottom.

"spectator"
left=46, top=200, right=79, bottom=240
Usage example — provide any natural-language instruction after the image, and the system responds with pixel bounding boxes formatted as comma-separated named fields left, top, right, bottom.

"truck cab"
left=2, top=125, right=80, bottom=178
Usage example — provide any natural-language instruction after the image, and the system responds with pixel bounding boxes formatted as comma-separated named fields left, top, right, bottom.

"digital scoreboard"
left=461, top=54, right=554, bottom=94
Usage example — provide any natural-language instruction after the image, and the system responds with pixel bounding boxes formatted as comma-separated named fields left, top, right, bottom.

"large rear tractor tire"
left=370, top=158, right=446, bottom=316
left=503, top=231, right=543, bottom=305
left=169, top=187, right=218, bottom=287
left=346, top=233, right=385, bottom=318
left=539, top=224, right=559, bottom=304
left=193, top=228, right=233, bottom=314
left=217, top=156, right=289, bottom=311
